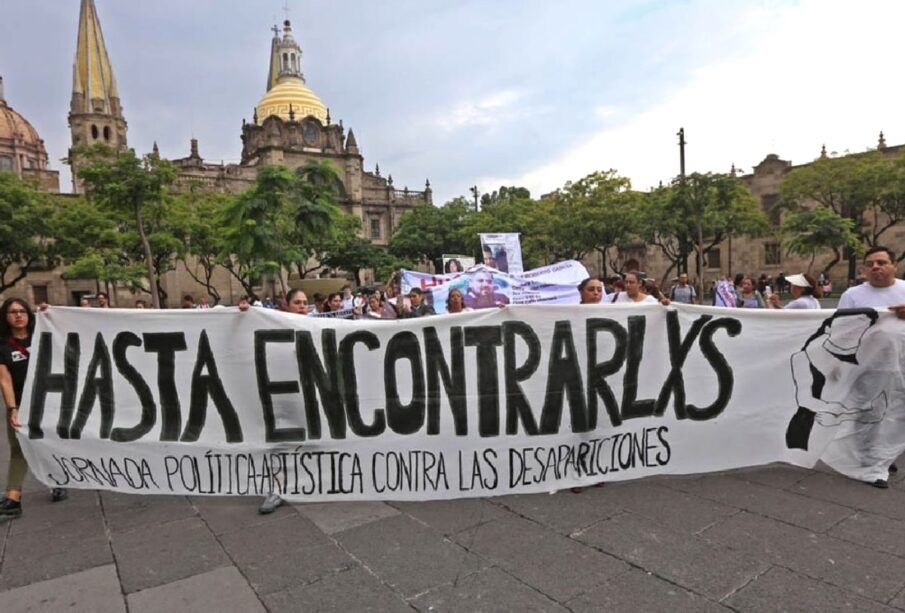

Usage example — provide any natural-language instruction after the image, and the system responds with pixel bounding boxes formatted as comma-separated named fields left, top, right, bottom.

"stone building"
left=582, top=135, right=904, bottom=294
left=0, top=77, right=59, bottom=193
left=2, top=0, right=431, bottom=307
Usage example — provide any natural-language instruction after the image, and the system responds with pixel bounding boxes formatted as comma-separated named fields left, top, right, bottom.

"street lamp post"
left=678, top=127, right=705, bottom=301
left=469, top=185, right=480, bottom=212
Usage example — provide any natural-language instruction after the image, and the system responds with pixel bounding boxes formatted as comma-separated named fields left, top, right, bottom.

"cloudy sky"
left=1, top=0, right=903, bottom=203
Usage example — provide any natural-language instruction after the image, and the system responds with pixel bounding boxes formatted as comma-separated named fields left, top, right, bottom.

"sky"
left=1, top=0, right=903, bottom=204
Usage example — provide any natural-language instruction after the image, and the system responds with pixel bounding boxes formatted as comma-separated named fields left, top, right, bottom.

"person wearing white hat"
left=768, top=273, right=822, bottom=309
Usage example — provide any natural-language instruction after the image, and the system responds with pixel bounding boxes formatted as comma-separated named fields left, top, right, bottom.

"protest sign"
left=17, top=305, right=905, bottom=501
left=480, top=233, right=524, bottom=274
left=442, top=255, right=475, bottom=274
left=402, top=262, right=589, bottom=313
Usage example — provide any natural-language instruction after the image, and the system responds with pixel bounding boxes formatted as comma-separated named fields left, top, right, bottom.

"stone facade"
left=582, top=140, right=904, bottom=294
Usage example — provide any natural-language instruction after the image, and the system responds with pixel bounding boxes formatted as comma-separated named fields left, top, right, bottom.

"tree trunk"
left=135, top=203, right=160, bottom=308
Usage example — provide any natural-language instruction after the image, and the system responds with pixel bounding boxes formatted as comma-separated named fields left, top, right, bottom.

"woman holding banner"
left=607, top=272, right=669, bottom=305
left=0, top=298, right=67, bottom=520
left=767, top=273, right=822, bottom=309
left=578, top=277, right=605, bottom=304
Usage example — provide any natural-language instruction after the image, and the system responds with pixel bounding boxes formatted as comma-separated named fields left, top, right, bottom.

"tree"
left=640, top=172, right=768, bottom=284
left=169, top=187, right=235, bottom=304
left=0, top=172, right=55, bottom=294
left=780, top=207, right=860, bottom=273
left=321, top=238, right=388, bottom=286
left=548, top=171, right=644, bottom=271
left=219, top=162, right=340, bottom=298
left=389, top=199, right=474, bottom=272
left=779, top=150, right=905, bottom=274
left=50, top=195, right=144, bottom=296
left=76, top=145, right=178, bottom=308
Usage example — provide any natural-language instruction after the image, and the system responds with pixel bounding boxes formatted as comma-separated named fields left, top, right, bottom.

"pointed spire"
left=326, top=108, right=331, bottom=125
left=190, top=138, right=200, bottom=160
left=152, top=141, right=159, bottom=156
left=253, top=108, right=258, bottom=124
left=730, top=163, right=737, bottom=176
left=879, top=131, right=887, bottom=149
left=375, top=163, right=380, bottom=177
left=266, top=24, right=281, bottom=92
left=345, top=129, right=358, bottom=153
left=425, top=179, right=431, bottom=190
left=72, top=0, right=121, bottom=116
left=820, top=144, right=827, bottom=159
left=388, top=174, right=393, bottom=186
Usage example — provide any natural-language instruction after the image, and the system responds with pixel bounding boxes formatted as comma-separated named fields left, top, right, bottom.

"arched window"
left=282, top=52, right=289, bottom=71
left=291, top=54, right=297, bottom=71
left=91, top=125, right=99, bottom=139
left=103, top=126, right=111, bottom=142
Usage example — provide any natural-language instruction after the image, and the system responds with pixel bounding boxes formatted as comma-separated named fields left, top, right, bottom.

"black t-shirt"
left=0, top=335, right=31, bottom=405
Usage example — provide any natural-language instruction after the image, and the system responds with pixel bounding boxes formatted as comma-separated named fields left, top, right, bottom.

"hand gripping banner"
left=16, top=304, right=905, bottom=501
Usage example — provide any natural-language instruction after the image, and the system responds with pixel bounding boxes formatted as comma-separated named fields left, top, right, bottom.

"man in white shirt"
left=826, top=246, right=905, bottom=488
left=838, top=246, right=905, bottom=311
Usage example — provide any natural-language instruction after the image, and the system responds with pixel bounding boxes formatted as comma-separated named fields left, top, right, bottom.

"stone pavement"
left=3, top=449, right=905, bottom=613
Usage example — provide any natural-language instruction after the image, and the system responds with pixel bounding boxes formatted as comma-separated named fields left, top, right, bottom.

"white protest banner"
left=480, top=233, right=524, bottom=274
left=402, top=261, right=589, bottom=313
left=18, top=305, right=904, bottom=501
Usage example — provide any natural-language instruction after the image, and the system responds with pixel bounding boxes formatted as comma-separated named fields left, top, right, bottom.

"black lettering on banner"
left=338, top=331, right=385, bottom=437
left=384, top=331, right=426, bottom=435
left=656, top=426, right=672, bottom=464
left=70, top=333, right=115, bottom=439
left=540, top=321, right=589, bottom=434
left=424, top=326, right=467, bottom=435
left=143, top=332, right=188, bottom=441
left=181, top=330, right=243, bottom=442
left=586, top=318, right=626, bottom=428
left=255, top=330, right=305, bottom=442
left=464, top=326, right=503, bottom=436
left=296, top=330, right=346, bottom=440
left=110, top=332, right=157, bottom=442
left=655, top=312, right=711, bottom=419
left=621, top=315, right=655, bottom=421
left=28, top=332, right=80, bottom=439
left=687, top=317, right=741, bottom=420
left=502, top=321, right=540, bottom=435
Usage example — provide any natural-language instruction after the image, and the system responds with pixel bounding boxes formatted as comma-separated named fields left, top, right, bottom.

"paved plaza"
left=2, top=433, right=905, bottom=613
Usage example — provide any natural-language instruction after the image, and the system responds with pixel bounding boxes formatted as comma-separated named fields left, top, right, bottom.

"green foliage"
left=76, top=144, right=179, bottom=306
left=780, top=207, right=860, bottom=272
left=219, top=162, right=341, bottom=297
left=0, top=172, right=56, bottom=293
left=780, top=150, right=905, bottom=268
left=639, top=172, right=767, bottom=281
left=389, top=199, right=474, bottom=272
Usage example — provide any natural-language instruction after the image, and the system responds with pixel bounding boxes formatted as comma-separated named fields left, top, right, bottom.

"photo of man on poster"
left=463, top=269, right=511, bottom=309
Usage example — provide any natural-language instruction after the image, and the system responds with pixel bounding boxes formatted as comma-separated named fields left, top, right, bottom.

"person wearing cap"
left=768, top=273, right=823, bottom=309
left=399, top=287, right=435, bottom=318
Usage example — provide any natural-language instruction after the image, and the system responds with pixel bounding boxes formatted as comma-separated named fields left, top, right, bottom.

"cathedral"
left=2, top=0, right=431, bottom=306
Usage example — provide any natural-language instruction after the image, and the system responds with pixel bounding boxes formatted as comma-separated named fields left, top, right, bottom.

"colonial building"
left=582, top=135, right=904, bottom=293
left=0, top=77, right=59, bottom=193
left=4, top=0, right=431, bottom=306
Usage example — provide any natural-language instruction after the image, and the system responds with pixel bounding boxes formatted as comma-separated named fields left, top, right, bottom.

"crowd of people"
left=3, top=247, right=905, bottom=520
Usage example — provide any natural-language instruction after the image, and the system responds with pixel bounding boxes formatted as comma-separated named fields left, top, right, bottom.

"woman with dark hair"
left=324, top=292, right=343, bottom=312
left=736, top=276, right=766, bottom=308
left=446, top=288, right=472, bottom=314
left=768, top=273, right=823, bottom=309
left=445, top=259, right=463, bottom=274
left=0, top=298, right=67, bottom=519
left=577, top=277, right=605, bottom=304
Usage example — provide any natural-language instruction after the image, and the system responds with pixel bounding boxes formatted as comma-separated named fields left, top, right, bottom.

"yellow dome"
left=256, top=78, right=328, bottom=124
